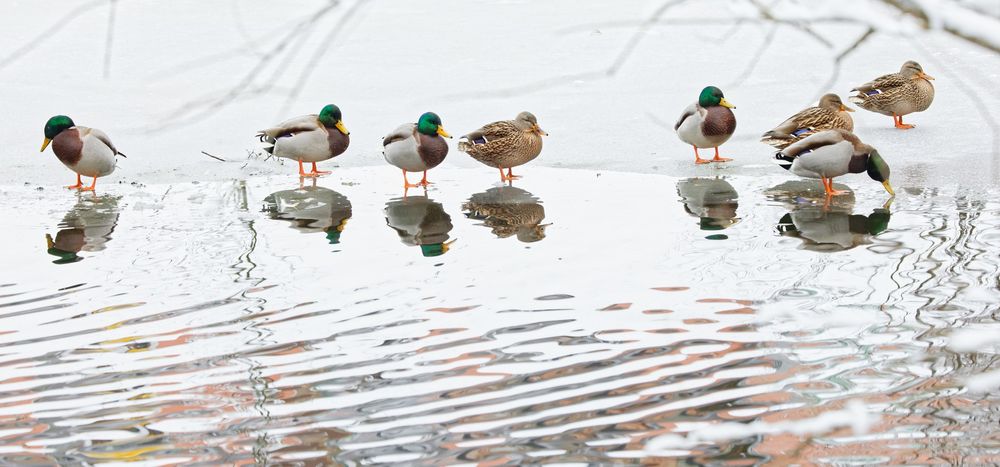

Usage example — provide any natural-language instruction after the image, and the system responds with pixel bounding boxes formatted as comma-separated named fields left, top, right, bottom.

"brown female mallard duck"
left=761, top=94, right=854, bottom=149
left=849, top=61, right=934, bottom=129
left=458, top=112, right=547, bottom=182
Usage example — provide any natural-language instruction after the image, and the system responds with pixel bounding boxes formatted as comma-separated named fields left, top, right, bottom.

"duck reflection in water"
left=462, top=186, right=548, bottom=242
left=384, top=195, right=454, bottom=257
left=262, top=181, right=352, bottom=244
left=677, top=178, right=740, bottom=234
left=769, top=181, right=891, bottom=251
left=45, top=194, right=121, bottom=264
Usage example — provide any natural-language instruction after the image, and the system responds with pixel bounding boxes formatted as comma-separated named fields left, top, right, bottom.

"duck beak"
left=841, top=104, right=855, bottom=112
left=46, top=233, right=54, bottom=249
left=917, top=71, right=935, bottom=80
left=442, top=238, right=457, bottom=253
left=534, top=124, right=548, bottom=136
left=436, top=126, right=452, bottom=138
left=882, top=181, right=895, bottom=196
left=719, top=98, right=735, bottom=109
left=335, top=121, right=350, bottom=135
left=40, top=138, right=52, bottom=152
left=337, top=218, right=349, bottom=232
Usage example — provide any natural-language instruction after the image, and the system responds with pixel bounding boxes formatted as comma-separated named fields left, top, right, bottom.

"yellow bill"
left=40, top=138, right=52, bottom=152
left=335, top=120, right=350, bottom=135
left=437, top=126, right=452, bottom=138
left=719, top=98, right=735, bottom=109
left=442, top=238, right=457, bottom=253
left=882, top=181, right=895, bottom=196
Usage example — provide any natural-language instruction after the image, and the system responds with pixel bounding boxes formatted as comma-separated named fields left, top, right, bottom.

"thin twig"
left=201, top=151, right=227, bottom=162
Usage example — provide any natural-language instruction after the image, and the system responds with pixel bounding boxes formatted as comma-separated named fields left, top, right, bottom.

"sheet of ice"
left=2, top=0, right=998, bottom=188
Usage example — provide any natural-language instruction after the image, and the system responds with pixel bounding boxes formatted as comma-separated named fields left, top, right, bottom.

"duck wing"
left=383, top=123, right=416, bottom=147
left=80, top=127, right=125, bottom=157
left=674, top=103, right=699, bottom=131
left=851, top=73, right=907, bottom=96
left=458, top=120, right=519, bottom=151
left=258, top=114, right=321, bottom=141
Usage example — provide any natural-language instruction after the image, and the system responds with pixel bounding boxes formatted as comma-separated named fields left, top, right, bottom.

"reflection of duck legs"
left=46, top=194, right=121, bottom=263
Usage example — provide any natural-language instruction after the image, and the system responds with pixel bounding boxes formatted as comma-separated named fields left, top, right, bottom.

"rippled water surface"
left=2, top=167, right=999, bottom=465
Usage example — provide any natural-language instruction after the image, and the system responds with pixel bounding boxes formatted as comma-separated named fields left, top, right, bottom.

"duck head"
left=818, top=93, right=854, bottom=112
left=516, top=111, right=547, bottom=136
left=901, top=61, right=934, bottom=81
left=866, top=150, right=894, bottom=196
left=417, top=112, right=451, bottom=138
left=318, top=104, right=349, bottom=135
left=698, top=86, right=734, bottom=109
left=41, top=115, right=75, bottom=152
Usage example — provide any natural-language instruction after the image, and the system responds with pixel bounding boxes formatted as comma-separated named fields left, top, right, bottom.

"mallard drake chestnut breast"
left=850, top=60, right=934, bottom=129
left=258, top=104, right=350, bottom=177
left=458, top=111, right=546, bottom=182
left=761, top=93, right=855, bottom=150
left=675, top=86, right=736, bottom=164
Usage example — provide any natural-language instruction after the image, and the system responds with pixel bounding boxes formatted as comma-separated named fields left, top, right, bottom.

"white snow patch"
left=947, top=325, right=1000, bottom=353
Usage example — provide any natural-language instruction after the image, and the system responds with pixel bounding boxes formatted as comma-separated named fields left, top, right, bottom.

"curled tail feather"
left=774, top=151, right=794, bottom=171
left=256, top=131, right=276, bottom=155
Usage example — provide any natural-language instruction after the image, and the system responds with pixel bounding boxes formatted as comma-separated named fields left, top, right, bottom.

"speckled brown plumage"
left=458, top=112, right=545, bottom=169
left=850, top=61, right=935, bottom=117
left=762, top=94, right=855, bottom=149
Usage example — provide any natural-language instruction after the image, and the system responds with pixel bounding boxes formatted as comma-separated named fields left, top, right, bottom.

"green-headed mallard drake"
left=761, top=94, right=854, bottom=149
left=462, top=186, right=548, bottom=242
left=849, top=61, right=934, bottom=129
left=458, top=111, right=547, bottom=182
left=382, top=112, right=451, bottom=188
left=40, top=115, right=125, bottom=191
left=675, top=86, right=736, bottom=164
left=384, top=195, right=455, bottom=257
left=257, top=104, right=350, bottom=177
left=774, top=129, right=893, bottom=197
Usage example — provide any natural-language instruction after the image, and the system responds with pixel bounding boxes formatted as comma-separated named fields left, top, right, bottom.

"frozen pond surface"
left=3, top=0, right=1000, bottom=463
left=2, top=167, right=999, bottom=464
